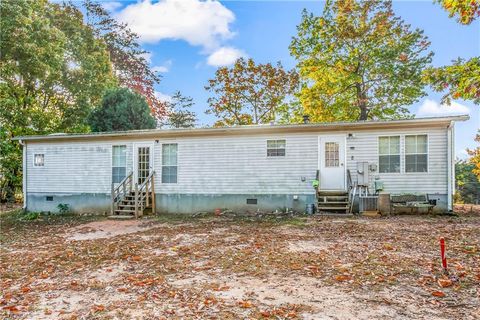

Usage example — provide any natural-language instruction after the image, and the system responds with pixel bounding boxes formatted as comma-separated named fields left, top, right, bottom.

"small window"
left=112, top=146, right=127, bottom=183
left=325, top=142, right=339, bottom=167
left=162, top=143, right=178, bottom=183
left=405, top=135, right=428, bottom=172
left=34, top=154, right=44, bottom=167
left=378, top=136, right=400, bottom=173
left=267, top=140, right=286, bottom=157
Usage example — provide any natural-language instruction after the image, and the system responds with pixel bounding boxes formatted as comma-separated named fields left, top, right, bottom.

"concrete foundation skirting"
left=26, top=193, right=315, bottom=214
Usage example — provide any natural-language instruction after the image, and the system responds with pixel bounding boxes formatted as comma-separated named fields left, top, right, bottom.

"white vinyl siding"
left=346, top=128, right=447, bottom=194
left=24, top=127, right=448, bottom=196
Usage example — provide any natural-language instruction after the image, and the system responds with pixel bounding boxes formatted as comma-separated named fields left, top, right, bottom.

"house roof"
left=14, top=115, right=469, bottom=142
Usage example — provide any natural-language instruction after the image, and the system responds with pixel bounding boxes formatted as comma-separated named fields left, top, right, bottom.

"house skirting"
left=25, top=193, right=315, bottom=214
left=25, top=192, right=447, bottom=214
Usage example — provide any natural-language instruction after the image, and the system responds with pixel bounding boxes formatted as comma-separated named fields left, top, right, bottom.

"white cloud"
left=154, top=91, right=172, bottom=103
left=207, top=46, right=246, bottom=67
left=116, top=0, right=235, bottom=50
left=138, top=52, right=152, bottom=64
left=152, top=60, right=172, bottom=73
left=102, top=1, right=123, bottom=12
left=417, top=99, right=471, bottom=116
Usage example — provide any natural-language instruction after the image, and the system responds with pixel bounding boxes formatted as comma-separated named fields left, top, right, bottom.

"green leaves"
left=88, top=88, right=156, bottom=132
left=290, top=0, right=433, bottom=121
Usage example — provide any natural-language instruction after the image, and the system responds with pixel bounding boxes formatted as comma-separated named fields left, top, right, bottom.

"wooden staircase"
left=110, top=171, right=155, bottom=219
left=317, top=190, right=350, bottom=214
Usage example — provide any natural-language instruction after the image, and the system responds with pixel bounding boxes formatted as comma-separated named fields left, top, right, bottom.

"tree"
left=467, top=131, right=480, bottom=180
left=290, top=0, right=433, bottom=121
left=0, top=0, right=115, bottom=201
left=88, top=88, right=156, bottom=132
left=435, top=0, right=480, bottom=24
left=205, top=58, right=299, bottom=126
left=83, top=1, right=167, bottom=119
left=423, top=57, right=480, bottom=104
left=455, top=160, right=480, bottom=204
left=423, top=1, right=480, bottom=104
left=160, top=91, right=197, bottom=129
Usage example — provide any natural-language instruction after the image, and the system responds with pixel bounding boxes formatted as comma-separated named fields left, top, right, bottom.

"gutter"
left=447, top=121, right=455, bottom=212
left=11, top=115, right=471, bottom=143
left=18, top=139, right=27, bottom=210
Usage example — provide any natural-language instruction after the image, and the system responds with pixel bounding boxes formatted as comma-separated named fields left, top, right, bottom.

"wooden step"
left=115, top=209, right=136, bottom=213
left=108, top=215, right=135, bottom=220
left=317, top=190, right=348, bottom=196
left=317, top=206, right=349, bottom=210
left=317, top=201, right=349, bottom=204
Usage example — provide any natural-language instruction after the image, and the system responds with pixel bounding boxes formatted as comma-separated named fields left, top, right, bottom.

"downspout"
left=19, top=139, right=27, bottom=210
left=446, top=121, right=454, bottom=212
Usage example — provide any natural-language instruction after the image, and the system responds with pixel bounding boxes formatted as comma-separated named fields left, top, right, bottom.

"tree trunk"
left=355, top=83, right=368, bottom=121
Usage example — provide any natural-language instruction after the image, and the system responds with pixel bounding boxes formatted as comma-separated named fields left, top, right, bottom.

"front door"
left=319, top=135, right=346, bottom=190
left=134, top=143, right=153, bottom=184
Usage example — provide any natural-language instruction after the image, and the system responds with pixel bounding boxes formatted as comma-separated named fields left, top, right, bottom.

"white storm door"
left=319, top=135, right=346, bottom=190
left=133, top=143, right=154, bottom=184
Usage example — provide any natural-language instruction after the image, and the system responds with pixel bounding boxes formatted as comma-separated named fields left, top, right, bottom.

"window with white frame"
left=267, top=139, right=286, bottom=157
left=112, top=146, right=127, bottom=183
left=34, top=154, right=44, bottom=167
left=405, top=135, right=428, bottom=172
left=378, top=136, right=400, bottom=173
left=162, top=143, right=178, bottom=183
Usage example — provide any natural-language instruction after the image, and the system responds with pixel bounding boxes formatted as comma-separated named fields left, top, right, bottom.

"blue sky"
left=101, top=0, right=478, bottom=158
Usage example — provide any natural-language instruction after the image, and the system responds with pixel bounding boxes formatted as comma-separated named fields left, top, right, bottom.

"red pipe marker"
left=440, top=237, right=448, bottom=274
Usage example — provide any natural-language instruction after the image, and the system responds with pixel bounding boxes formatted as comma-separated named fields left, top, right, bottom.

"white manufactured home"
left=15, top=115, right=468, bottom=216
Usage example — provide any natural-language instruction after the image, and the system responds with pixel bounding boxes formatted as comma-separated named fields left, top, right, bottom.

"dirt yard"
left=1, top=210, right=479, bottom=319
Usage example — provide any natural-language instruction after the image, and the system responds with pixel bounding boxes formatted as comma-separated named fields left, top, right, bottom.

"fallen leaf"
left=92, top=304, right=105, bottom=312
left=335, top=275, right=351, bottom=281
left=238, top=300, right=253, bottom=308
left=437, top=278, right=453, bottom=288
left=431, top=290, right=446, bottom=297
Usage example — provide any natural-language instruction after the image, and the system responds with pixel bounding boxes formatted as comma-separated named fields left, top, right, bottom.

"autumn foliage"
left=290, top=0, right=433, bottom=121
left=205, top=58, right=299, bottom=127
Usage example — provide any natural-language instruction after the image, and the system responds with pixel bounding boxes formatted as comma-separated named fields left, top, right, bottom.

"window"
left=162, top=144, right=177, bottom=183
left=378, top=136, right=400, bottom=173
left=34, top=154, right=44, bottom=167
left=325, top=142, right=340, bottom=167
left=267, top=140, right=286, bottom=157
left=405, top=135, right=428, bottom=172
left=112, top=146, right=127, bottom=183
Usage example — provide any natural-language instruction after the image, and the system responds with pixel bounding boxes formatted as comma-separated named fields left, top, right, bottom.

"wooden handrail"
left=134, top=171, right=155, bottom=217
left=111, top=171, right=133, bottom=215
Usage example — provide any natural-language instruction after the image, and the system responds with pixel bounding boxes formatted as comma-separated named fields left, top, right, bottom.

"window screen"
left=405, top=135, right=428, bottom=172
left=378, top=136, right=400, bottom=173
left=267, top=140, right=286, bottom=157
left=162, top=144, right=178, bottom=183
left=112, top=146, right=127, bottom=183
